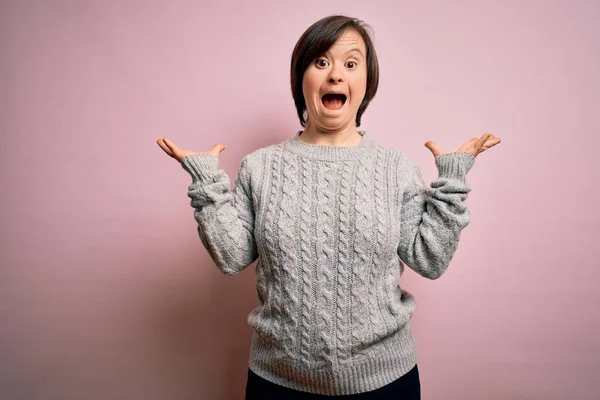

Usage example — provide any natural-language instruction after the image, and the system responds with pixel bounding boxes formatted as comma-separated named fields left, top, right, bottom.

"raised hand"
left=156, top=138, right=226, bottom=162
left=424, top=132, right=501, bottom=159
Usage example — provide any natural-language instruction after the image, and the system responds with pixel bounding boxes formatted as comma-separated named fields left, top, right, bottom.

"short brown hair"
left=290, top=15, right=379, bottom=128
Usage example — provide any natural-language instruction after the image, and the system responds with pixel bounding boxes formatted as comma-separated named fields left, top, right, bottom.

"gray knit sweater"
left=181, top=131, right=475, bottom=395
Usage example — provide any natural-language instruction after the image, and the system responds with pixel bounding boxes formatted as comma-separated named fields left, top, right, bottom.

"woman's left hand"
left=424, top=132, right=501, bottom=158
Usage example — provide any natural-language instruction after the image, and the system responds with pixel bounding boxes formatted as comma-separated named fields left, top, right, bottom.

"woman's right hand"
left=156, top=138, right=226, bottom=162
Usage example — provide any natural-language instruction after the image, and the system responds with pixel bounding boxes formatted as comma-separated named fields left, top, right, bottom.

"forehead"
left=328, top=29, right=366, bottom=54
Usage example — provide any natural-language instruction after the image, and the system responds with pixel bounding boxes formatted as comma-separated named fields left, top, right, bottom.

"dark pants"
left=245, top=365, right=421, bottom=399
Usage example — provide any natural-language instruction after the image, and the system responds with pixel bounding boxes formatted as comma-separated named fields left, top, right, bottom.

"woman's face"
left=302, top=29, right=368, bottom=133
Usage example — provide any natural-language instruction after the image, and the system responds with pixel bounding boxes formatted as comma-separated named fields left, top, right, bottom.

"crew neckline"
left=284, top=130, right=377, bottom=161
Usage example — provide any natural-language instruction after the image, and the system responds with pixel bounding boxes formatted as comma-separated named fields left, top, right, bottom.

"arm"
left=397, top=151, right=475, bottom=280
left=181, top=154, right=258, bottom=275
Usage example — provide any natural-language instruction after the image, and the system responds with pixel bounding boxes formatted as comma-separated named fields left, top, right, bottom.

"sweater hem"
left=247, top=323, right=418, bottom=395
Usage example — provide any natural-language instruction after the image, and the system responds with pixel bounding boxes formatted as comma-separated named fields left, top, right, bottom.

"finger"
left=208, top=143, right=226, bottom=156
left=483, top=137, right=502, bottom=150
left=483, top=134, right=499, bottom=143
left=486, top=138, right=502, bottom=147
left=424, top=141, right=441, bottom=157
left=165, top=137, right=191, bottom=160
left=157, top=138, right=175, bottom=157
left=162, top=137, right=180, bottom=153
left=475, top=132, right=493, bottom=151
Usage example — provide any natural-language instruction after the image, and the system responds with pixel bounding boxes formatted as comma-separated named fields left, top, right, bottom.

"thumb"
left=424, top=141, right=441, bottom=157
left=207, top=143, right=226, bottom=156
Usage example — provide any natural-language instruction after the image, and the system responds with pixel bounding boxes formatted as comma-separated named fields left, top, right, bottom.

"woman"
left=157, top=15, right=500, bottom=399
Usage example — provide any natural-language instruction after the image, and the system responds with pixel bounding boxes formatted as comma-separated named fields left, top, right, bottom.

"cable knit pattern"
left=353, top=152, right=381, bottom=359
left=278, top=153, right=300, bottom=360
left=335, top=161, right=352, bottom=365
left=298, top=158, right=314, bottom=367
left=262, top=149, right=283, bottom=349
left=180, top=131, right=476, bottom=395
left=315, top=161, right=335, bottom=367
left=372, top=147, right=394, bottom=345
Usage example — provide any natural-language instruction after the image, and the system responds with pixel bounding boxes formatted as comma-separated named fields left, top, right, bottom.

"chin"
left=318, top=117, right=355, bottom=131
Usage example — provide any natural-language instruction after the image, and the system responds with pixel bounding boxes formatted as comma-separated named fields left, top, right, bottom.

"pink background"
left=1, top=0, right=598, bottom=399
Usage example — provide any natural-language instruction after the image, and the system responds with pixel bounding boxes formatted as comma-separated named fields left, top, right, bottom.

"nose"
left=327, top=65, right=344, bottom=84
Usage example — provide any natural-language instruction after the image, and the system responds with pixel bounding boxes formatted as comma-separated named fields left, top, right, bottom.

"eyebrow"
left=345, top=48, right=365, bottom=57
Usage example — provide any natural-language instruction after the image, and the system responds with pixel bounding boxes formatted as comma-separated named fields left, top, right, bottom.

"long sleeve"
left=181, top=153, right=258, bottom=275
left=397, top=151, right=475, bottom=280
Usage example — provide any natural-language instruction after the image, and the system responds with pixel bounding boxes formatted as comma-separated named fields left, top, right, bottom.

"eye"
left=315, top=58, right=329, bottom=68
left=345, top=61, right=357, bottom=69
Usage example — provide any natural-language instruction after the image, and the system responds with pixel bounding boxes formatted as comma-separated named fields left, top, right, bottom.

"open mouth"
left=321, top=93, right=347, bottom=110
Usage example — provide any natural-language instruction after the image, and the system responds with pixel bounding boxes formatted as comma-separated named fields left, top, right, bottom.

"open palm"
left=424, top=132, right=501, bottom=158
left=156, top=138, right=226, bottom=162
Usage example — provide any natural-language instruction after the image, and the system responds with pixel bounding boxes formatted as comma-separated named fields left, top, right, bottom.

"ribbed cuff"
left=435, top=151, right=475, bottom=181
left=181, top=154, right=219, bottom=181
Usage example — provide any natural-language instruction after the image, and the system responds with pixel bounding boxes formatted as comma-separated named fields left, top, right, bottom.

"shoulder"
left=240, top=142, right=278, bottom=171
left=374, top=144, right=422, bottom=191
left=236, top=140, right=288, bottom=188
left=376, top=143, right=418, bottom=171
left=240, top=134, right=296, bottom=170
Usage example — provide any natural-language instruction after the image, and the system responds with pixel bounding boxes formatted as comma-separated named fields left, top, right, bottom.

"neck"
left=300, top=121, right=363, bottom=147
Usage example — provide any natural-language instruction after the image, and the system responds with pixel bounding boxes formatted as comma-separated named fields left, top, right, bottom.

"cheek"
left=302, top=72, right=318, bottom=93
left=359, top=71, right=368, bottom=92
left=302, top=74, right=320, bottom=108
left=351, top=73, right=368, bottom=102
left=301, top=81, right=310, bottom=102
